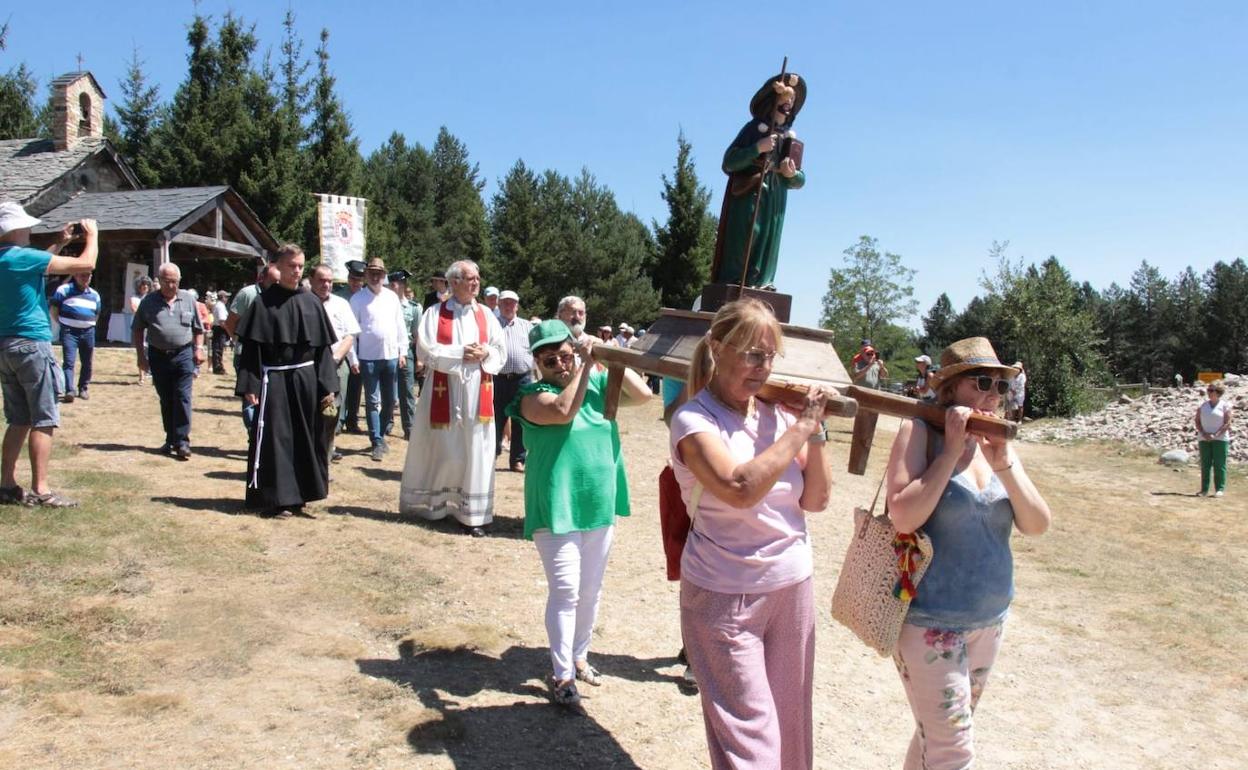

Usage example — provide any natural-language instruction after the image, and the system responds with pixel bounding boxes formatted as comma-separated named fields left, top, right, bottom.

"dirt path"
left=1, top=349, right=1244, bottom=769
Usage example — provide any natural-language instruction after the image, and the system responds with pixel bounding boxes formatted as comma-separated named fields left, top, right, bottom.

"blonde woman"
left=884, top=337, right=1051, bottom=769
left=669, top=298, right=831, bottom=769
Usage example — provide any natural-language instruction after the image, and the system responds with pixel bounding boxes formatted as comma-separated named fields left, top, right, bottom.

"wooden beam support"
left=170, top=231, right=265, bottom=258
left=603, top=364, right=626, bottom=420
left=220, top=200, right=264, bottom=250
left=166, top=196, right=223, bottom=239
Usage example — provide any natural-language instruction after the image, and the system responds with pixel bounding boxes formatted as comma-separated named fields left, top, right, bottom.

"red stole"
left=429, top=302, right=494, bottom=429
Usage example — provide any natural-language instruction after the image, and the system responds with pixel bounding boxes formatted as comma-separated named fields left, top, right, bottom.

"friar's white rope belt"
left=250, top=360, right=315, bottom=488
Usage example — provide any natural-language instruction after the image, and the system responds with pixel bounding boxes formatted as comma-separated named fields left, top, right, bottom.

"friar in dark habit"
left=235, top=243, right=340, bottom=518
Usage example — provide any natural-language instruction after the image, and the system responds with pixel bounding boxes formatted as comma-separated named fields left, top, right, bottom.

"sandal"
left=0, top=485, right=29, bottom=506
left=26, top=491, right=78, bottom=508
left=548, top=676, right=581, bottom=706
left=575, top=664, right=603, bottom=687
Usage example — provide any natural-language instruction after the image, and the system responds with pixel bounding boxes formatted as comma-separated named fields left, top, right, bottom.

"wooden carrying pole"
left=844, top=385, right=1017, bottom=475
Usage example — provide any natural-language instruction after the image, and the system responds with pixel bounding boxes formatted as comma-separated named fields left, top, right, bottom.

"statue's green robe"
left=711, top=120, right=806, bottom=288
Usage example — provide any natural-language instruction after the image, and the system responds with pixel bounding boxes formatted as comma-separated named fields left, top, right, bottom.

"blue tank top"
left=906, top=424, right=1016, bottom=631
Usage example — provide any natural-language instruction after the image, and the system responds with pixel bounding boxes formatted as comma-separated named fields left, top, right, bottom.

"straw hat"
left=929, top=337, right=1019, bottom=386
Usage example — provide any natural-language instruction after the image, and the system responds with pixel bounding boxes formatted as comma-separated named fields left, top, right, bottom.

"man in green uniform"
left=389, top=269, right=422, bottom=440
left=710, top=71, right=807, bottom=289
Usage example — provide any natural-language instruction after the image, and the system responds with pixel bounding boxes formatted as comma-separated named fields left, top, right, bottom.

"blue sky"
left=5, top=1, right=1246, bottom=328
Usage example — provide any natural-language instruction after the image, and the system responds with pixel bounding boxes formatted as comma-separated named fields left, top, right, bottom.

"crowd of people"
left=2, top=198, right=1232, bottom=769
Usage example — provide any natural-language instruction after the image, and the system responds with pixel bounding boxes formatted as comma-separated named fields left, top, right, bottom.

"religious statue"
left=709, top=67, right=807, bottom=289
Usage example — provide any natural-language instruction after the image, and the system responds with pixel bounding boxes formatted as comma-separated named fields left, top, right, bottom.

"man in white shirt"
left=311, top=264, right=360, bottom=465
left=349, top=257, right=408, bottom=462
left=483, top=286, right=501, bottom=319
left=614, top=323, right=634, bottom=348
left=493, top=290, right=533, bottom=472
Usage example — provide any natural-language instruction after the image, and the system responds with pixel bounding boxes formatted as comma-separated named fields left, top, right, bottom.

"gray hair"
left=557, top=295, right=585, bottom=314
left=157, top=262, right=181, bottom=280
left=445, top=260, right=480, bottom=281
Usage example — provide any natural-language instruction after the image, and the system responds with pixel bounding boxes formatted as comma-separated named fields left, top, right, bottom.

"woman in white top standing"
left=1194, top=379, right=1233, bottom=497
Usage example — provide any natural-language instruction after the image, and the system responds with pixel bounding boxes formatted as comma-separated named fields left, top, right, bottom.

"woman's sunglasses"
left=973, top=375, right=1012, bottom=395
left=538, top=352, right=575, bottom=368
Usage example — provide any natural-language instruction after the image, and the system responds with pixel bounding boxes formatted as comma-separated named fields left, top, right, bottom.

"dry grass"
left=1, top=349, right=1245, bottom=769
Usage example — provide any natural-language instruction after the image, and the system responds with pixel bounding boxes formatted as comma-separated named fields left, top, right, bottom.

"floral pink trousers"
left=893, top=622, right=1005, bottom=770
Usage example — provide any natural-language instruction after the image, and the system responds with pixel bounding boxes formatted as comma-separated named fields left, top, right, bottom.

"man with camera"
left=0, top=202, right=98, bottom=507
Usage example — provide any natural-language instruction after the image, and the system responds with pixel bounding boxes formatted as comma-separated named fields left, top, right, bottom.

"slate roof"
left=31, top=187, right=230, bottom=232
left=0, top=136, right=114, bottom=204
left=49, top=71, right=108, bottom=98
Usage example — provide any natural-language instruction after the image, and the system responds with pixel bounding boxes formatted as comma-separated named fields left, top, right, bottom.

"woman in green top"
left=507, top=319, right=651, bottom=706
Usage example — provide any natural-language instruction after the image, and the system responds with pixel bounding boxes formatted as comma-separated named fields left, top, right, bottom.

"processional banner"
left=316, top=194, right=368, bottom=281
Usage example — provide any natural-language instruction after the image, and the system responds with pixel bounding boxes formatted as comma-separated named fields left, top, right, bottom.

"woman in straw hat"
left=670, top=298, right=832, bottom=769
left=883, top=336, right=1051, bottom=769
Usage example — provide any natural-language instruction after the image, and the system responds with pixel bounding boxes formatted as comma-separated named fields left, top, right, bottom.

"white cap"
left=0, top=202, right=41, bottom=235
left=499, top=289, right=519, bottom=301
left=915, top=355, right=932, bottom=364
left=618, top=322, right=631, bottom=331
left=484, top=286, right=499, bottom=297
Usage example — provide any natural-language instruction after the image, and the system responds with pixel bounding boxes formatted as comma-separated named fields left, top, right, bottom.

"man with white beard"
left=556, top=296, right=589, bottom=366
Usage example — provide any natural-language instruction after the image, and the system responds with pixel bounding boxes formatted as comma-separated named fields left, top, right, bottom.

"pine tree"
left=430, top=127, right=488, bottom=270
left=113, top=49, right=162, bottom=186
left=303, top=29, right=360, bottom=193
left=1202, top=259, right=1248, bottom=373
left=1123, top=261, right=1174, bottom=383
left=361, top=132, right=437, bottom=274
left=0, top=62, right=41, bottom=140
left=920, top=293, right=955, bottom=352
left=489, top=159, right=541, bottom=296
left=651, top=131, right=716, bottom=309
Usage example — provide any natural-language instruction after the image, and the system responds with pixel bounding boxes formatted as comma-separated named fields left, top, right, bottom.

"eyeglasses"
left=734, top=346, right=778, bottom=368
left=538, top=352, right=575, bottom=368
left=973, top=375, right=1012, bottom=395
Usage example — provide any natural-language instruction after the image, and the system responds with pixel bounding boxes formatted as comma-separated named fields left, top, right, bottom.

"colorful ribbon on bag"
left=430, top=301, right=494, bottom=429
left=892, top=533, right=925, bottom=601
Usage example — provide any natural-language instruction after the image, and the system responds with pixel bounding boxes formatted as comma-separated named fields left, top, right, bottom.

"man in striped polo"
left=49, top=271, right=102, bottom=402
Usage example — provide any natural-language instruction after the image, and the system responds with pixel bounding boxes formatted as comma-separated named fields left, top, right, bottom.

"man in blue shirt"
left=49, top=271, right=102, bottom=402
left=0, top=202, right=99, bottom=508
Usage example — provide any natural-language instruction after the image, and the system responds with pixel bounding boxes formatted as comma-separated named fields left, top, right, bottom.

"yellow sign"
left=1197, top=371, right=1223, bottom=384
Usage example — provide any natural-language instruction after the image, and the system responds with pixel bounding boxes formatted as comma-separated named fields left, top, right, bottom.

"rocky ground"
left=1023, top=374, right=1247, bottom=463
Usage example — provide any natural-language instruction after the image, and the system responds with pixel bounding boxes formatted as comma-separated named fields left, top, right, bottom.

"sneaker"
left=1196, top=491, right=1208, bottom=497
left=682, top=665, right=697, bottom=687
left=548, top=677, right=581, bottom=706
left=370, top=445, right=384, bottom=462
left=331, top=450, right=343, bottom=463
left=78, top=388, right=89, bottom=401
left=174, top=445, right=192, bottom=461
left=1214, top=490, right=1224, bottom=498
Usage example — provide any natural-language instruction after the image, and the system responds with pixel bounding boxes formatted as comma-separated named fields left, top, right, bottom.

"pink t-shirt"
left=670, top=390, right=812, bottom=594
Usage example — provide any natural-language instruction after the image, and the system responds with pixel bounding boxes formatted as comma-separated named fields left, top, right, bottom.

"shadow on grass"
left=324, top=505, right=526, bottom=541
left=151, top=495, right=248, bottom=516
left=79, top=442, right=247, bottom=461
left=356, top=466, right=401, bottom=482
left=204, top=470, right=248, bottom=482
left=357, top=643, right=651, bottom=769
left=1150, top=491, right=1210, bottom=497
left=195, top=406, right=242, bottom=418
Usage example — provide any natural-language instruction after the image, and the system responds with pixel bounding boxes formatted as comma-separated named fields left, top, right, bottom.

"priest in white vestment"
left=399, top=260, right=506, bottom=535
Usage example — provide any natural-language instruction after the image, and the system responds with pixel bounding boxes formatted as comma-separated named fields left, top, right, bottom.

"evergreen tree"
left=1122, top=261, right=1175, bottom=383
left=1090, top=282, right=1130, bottom=378
left=430, top=126, right=488, bottom=270
left=1166, top=267, right=1206, bottom=379
left=1202, top=258, right=1248, bottom=373
left=650, top=131, right=716, bottom=309
left=0, top=62, right=40, bottom=140
left=113, top=49, right=162, bottom=186
left=302, top=28, right=361, bottom=250
left=489, top=159, right=541, bottom=296
left=819, top=235, right=919, bottom=367
left=361, top=132, right=437, bottom=274
left=920, top=293, right=955, bottom=352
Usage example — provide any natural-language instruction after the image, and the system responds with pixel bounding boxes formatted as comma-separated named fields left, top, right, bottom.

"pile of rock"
left=1022, top=374, right=1247, bottom=463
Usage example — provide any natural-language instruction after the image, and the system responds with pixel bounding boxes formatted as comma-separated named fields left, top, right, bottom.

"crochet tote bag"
left=831, top=480, right=933, bottom=657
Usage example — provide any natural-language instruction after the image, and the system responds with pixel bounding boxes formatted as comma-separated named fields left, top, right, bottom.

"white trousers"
left=532, top=525, right=615, bottom=681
